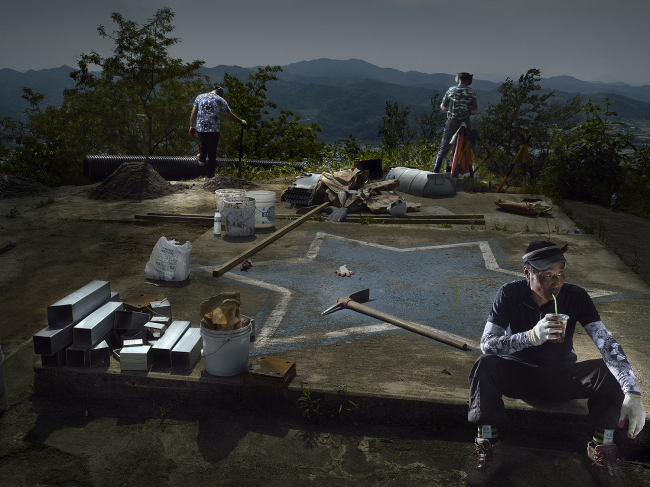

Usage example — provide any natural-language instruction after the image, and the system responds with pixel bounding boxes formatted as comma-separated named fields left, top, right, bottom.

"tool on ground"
left=496, top=131, right=536, bottom=193
left=324, top=206, right=348, bottom=222
left=450, top=123, right=475, bottom=186
left=322, top=289, right=469, bottom=350
left=334, top=265, right=354, bottom=277
left=213, top=202, right=330, bottom=277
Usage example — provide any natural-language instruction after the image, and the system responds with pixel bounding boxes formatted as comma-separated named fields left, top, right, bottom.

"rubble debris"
left=0, top=174, right=48, bottom=200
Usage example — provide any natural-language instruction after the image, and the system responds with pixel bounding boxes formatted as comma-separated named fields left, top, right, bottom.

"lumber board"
left=212, top=202, right=330, bottom=277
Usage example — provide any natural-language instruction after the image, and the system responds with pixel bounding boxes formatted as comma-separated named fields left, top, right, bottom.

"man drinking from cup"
left=466, top=241, right=645, bottom=487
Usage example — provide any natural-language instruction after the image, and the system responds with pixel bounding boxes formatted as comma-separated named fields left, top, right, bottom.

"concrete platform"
left=32, top=189, right=650, bottom=432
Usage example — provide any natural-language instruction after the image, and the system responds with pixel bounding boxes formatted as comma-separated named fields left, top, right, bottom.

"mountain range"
left=2, top=58, right=650, bottom=144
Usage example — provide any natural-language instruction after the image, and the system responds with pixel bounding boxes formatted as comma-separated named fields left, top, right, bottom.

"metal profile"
left=151, top=320, right=190, bottom=368
left=120, top=329, right=147, bottom=346
left=110, top=292, right=120, bottom=302
left=66, top=344, right=91, bottom=368
left=89, top=340, right=110, bottom=367
left=114, top=310, right=150, bottom=330
left=150, top=316, right=171, bottom=326
left=120, top=345, right=151, bottom=371
left=144, top=322, right=166, bottom=338
left=73, top=301, right=124, bottom=348
left=123, top=339, right=145, bottom=347
left=171, top=328, right=202, bottom=370
left=149, top=299, right=171, bottom=318
left=34, top=322, right=75, bottom=356
left=47, top=281, right=111, bottom=329
left=41, top=349, right=66, bottom=368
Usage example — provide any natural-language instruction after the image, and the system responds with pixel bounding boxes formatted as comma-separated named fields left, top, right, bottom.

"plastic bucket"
left=215, top=189, right=246, bottom=213
left=246, top=191, right=276, bottom=228
left=222, top=196, right=256, bottom=237
left=201, top=323, right=252, bottom=376
left=0, top=345, right=7, bottom=416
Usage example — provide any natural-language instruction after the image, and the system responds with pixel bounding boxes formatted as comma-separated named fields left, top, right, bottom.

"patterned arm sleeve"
left=584, top=321, right=641, bottom=395
left=480, top=321, right=533, bottom=355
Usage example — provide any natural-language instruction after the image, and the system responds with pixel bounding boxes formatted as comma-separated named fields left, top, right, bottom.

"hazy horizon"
left=1, top=0, right=649, bottom=85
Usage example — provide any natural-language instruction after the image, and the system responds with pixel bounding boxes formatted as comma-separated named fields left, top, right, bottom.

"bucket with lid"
left=246, top=191, right=276, bottom=228
left=215, top=189, right=246, bottom=213
left=222, top=196, right=256, bottom=237
left=201, top=322, right=252, bottom=376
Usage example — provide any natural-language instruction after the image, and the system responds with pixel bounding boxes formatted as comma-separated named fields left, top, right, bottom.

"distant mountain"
left=2, top=60, right=650, bottom=144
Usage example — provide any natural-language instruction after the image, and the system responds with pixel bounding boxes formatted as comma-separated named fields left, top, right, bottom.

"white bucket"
left=201, top=323, right=252, bottom=376
left=215, top=189, right=246, bottom=213
left=222, top=196, right=256, bottom=237
left=246, top=190, right=276, bottom=228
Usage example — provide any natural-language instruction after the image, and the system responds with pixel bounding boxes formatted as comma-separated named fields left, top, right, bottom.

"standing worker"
left=189, top=83, right=246, bottom=178
left=466, top=241, right=645, bottom=487
left=433, top=72, right=479, bottom=173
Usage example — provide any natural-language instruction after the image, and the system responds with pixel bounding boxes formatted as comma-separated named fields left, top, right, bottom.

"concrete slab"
left=33, top=188, right=650, bottom=430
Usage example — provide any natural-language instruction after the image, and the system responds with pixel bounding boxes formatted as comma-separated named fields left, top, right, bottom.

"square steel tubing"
left=144, top=322, right=166, bottom=339
left=66, top=344, right=91, bottom=368
left=114, top=310, right=150, bottom=330
left=150, top=299, right=171, bottom=318
left=120, top=345, right=151, bottom=371
left=89, top=340, right=110, bottom=367
left=73, top=301, right=124, bottom=348
left=171, top=328, right=202, bottom=370
left=151, top=320, right=190, bottom=368
left=33, top=322, right=75, bottom=356
left=47, top=281, right=111, bottom=329
left=41, top=348, right=67, bottom=368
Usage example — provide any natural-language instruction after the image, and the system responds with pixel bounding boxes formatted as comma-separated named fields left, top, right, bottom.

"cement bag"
left=145, top=237, right=192, bottom=281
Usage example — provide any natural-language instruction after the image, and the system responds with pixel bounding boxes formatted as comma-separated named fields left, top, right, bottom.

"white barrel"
left=246, top=191, right=276, bottom=228
left=0, top=345, right=7, bottom=416
left=222, top=196, right=256, bottom=237
left=215, top=189, right=246, bottom=213
left=201, top=323, right=252, bottom=376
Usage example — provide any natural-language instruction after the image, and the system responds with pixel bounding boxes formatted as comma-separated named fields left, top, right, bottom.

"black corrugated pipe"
left=83, top=155, right=306, bottom=182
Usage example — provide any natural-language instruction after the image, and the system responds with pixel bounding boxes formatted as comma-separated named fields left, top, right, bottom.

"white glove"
left=335, top=265, right=354, bottom=277
left=618, top=393, right=646, bottom=439
left=527, top=317, right=562, bottom=346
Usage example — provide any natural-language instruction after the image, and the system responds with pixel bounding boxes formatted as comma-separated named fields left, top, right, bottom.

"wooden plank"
left=135, top=215, right=211, bottom=224
left=212, top=202, right=330, bottom=277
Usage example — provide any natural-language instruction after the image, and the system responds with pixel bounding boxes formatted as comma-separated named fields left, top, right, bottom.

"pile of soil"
left=203, top=175, right=258, bottom=192
left=87, top=161, right=188, bottom=201
left=0, top=174, right=48, bottom=200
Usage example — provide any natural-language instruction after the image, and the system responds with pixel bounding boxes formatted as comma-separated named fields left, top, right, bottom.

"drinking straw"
left=552, top=294, right=558, bottom=316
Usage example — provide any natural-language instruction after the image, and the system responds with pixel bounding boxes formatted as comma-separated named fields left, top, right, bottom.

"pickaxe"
left=322, top=289, right=469, bottom=351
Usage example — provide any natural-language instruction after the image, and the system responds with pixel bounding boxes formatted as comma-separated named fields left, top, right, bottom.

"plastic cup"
left=545, top=313, right=568, bottom=343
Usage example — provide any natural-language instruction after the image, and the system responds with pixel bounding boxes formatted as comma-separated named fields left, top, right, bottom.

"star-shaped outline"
left=197, top=232, right=618, bottom=352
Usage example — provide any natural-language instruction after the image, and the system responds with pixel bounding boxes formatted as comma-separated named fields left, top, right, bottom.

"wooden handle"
left=346, top=301, right=469, bottom=350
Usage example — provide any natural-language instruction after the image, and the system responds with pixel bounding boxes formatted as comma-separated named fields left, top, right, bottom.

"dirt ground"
left=1, top=176, right=650, bottom=486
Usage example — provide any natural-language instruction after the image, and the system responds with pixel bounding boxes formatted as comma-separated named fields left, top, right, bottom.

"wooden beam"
left=212, top=202, right=330, bottom=277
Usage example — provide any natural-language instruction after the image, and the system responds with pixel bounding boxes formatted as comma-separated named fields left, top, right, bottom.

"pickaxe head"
left=322, top=288, right=370, bottom=315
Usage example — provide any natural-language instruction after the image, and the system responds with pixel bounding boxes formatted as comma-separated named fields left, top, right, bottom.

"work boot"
left=466, top=438, right=502, bottom=487
left=586, top=441, right=622, bottom=487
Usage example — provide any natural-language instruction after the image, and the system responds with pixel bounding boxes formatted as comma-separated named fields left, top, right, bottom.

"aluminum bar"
left=151, top=321, right=191, bottom=367
left=89, top=340, right=110, bottom=367
left=170, top=328, right=202, bottom=370
left=73, top=301, right=123, bottom=348
left=120, top=345, right=151, bottom=371
left=41, top=348, right=66, bottom=368
left=66, top=344, right=91, bottom=368
left=114, top=310, right=150, bottom=330
left=47, top=281, right=111, bottom=329
left=33, top=322, right=75, bottom=356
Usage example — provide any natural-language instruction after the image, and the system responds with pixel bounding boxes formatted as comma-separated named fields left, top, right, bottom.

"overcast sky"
left=2, top=0, right=649, bottom=85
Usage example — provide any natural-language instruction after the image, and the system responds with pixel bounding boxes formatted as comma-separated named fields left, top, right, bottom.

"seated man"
left=466, top=241, right=645, bottom=487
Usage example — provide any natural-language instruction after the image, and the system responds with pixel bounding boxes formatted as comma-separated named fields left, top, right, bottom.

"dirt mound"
left=0, top=174, right=48, bottom=200
left=203, top=175, right=258, bottom=192
left=87, top=161, right=188, bottom=201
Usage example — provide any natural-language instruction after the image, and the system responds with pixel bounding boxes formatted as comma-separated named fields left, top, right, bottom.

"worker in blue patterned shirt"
left=189, top=83, right=246, bottom=178
left=433, top=72, right=478, bottom=173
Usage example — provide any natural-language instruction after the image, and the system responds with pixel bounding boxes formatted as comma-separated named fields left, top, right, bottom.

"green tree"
left=415, top=91, right=446, bottom=144
left=217, top=66, right=325, bottom=162
left=477, top=69, right=581, bottom=176
left=377, top=101, right=414, bottom=151
left=542, top=98, right=631, bottom=205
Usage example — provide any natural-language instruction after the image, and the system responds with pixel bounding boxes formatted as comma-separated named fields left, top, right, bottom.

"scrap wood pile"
left=281, top=168, right=420, bottom=214
left=32, top=280, right=203, bottom=372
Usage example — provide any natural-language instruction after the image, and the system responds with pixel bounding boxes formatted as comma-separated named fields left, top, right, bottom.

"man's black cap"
left=522, top=241, right=567, bottom=270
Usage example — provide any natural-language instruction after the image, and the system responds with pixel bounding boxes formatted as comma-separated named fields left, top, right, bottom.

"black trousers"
left=198, top=131, right=221, bottom=177
left=436, top=117, right=471, bottom=166
left=468, top=354, right=624, bottom=429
